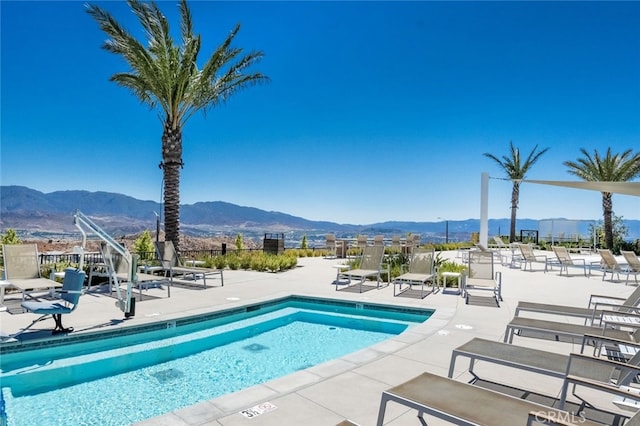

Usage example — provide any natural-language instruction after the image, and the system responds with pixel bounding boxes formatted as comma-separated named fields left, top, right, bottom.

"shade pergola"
left=523, top=180, right=640, bottom=197
left=479, top=174, right=640, bottom=246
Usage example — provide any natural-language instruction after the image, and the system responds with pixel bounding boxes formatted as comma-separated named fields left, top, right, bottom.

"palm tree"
left=563, top=148, right=640, bottom=250
left=87, top=0, right=268, bottom=252
left=483, top=142, right=550, bottom=242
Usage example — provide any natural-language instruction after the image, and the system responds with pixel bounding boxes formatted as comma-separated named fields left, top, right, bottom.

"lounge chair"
left=515, top=284, right=640, bottom=324
left=353, top=234, right=368, bottom=254
left=449, top=336, right=640, bottom=383
left=100, top=243, right=170, bottom=298
left=336, top=244, right=388, bottom=293
left=463, top=250, right=502, bottom=306
left=597, top=249, right=626, bottom=281
left=621, top=251, right=640, bottom=286
left=324, top=234, right=337, bottom=259
left=2, top=243, right=62, bottom=302
left=503, top=310, right=640, bottom=345
left=390, top=235, right=401, bottom=251
left=155, top=241, right=224, bottom=288
left=474, top=242, right=508, bottom=266
left=392, top=248, right=436, bottom=299
left=488, top=235, right=509, bottom=249
left=376, top=371, right=605, bottom=426
left=518, top=243, right=550, bottom=272
left=19, top=268, right=86, bottom=335
left=552, top=246, right=587, bottom=276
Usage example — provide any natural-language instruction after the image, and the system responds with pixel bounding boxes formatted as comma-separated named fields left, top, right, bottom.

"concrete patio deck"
left=1, top=249, right=636, bottom=425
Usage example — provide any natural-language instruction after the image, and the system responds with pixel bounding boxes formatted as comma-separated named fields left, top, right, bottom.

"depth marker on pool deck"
left=239, top=402, right=277, bottom=419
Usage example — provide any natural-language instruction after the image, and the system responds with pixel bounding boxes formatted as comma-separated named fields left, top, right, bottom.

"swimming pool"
left=0, top=295, right=432, bottom=425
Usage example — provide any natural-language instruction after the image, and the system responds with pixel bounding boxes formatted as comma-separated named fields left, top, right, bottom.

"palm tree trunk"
left=602, top=192, right=614, bottom=250
left=509, top=182, right=520, bottom=242
left=161, top=122, right=183, bottom=252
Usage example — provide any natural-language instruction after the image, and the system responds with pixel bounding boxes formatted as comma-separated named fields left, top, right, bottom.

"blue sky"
left=2, top=1, right=639, bottom=225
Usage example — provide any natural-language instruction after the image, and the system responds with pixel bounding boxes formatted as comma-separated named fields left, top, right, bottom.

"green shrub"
left=252, top=256, right=266, bottom=271
left=226, top=254, right=240, bottom=270
left=239, top=253, right=252, bottom=270
left=212, top=255, right=227, bottom=269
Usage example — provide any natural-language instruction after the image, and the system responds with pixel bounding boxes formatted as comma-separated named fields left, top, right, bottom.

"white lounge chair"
left=597, top=249, right=626, bottom=281
left=552, top=245, right=587, bottom=276
left=392, top=248, right=436, bottom=299
left=463, top=250, right=502, bottom=306
left=518, top=243, right=550, bottom=272
left=336, top=245, right=388, bottom=293
left=621, top=250, right=640, bottom=286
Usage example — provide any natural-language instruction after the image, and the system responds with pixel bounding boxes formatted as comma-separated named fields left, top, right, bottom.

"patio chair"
left=515, top=284, right=640, bottom=325
left=353, top=234, right=367, bottom=255
left=392, top=248, right=436, bottom=299
left=376, top=371, right=605, bottom=426
left=621, top=251, right=640, bottom=286
left=101, top=243, right=170, bottom=297
left=504, top=310, right=640, bottom=345
left=552, top=245, right=587, bottom=276
left=449, top=336, right=640, bottom=384
left=518, top=243, right=550, bottom=272
left=19, top=268, right=86, bottom=335
left=388, top=235, right=402, bottom=258
left=155, top=241, right=224, bottom=288
left=597, top=249, right=626, bottom=281
left=489, top=236, right=508, bottom=249
left=2, top=243, right=62, bottom=302
left=463, top=249, right=502, bottom=306
left=336, top=244, right=388, bottom=293
left=474, top=242, right=508, bottom=266
left=324, top=234, right=337, bottom=259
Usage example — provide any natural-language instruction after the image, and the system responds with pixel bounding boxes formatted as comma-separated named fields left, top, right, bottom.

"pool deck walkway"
left=1, top=250, right=636, bottom=425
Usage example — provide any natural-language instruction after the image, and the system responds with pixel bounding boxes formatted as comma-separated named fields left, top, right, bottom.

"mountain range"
left=1, top=185, right=636, bottom=242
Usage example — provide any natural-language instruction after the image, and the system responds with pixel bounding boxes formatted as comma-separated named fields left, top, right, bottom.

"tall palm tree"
left=87, top=0, right=268, bottom=252
left=483, top=142, right=550, bottom=242
left=563, top=148, right=640, bottom=250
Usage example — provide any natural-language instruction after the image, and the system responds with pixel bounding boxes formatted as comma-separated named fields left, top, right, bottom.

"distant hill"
left=0, top=185, right=356, bottom=237
left=1, top=185, right=638, bottom=242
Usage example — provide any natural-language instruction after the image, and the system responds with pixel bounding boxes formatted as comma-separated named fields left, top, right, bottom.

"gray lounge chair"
left=19, top=268, right=86, bottom=335
left=449, top=336, right=640, bottom=383
left=552, top=246, right=587, bottom=276
left=515, top=284, right=640, bottom=324
left=504, top=310, right=640, bottom=345
left=376, top=371, right=605, bottom=426
left=2, top=243, right=62, bottom=301
left=463, top=250, right=502, bottom=306
left=392, top=247, right=436, bottom=299
left=155, top=240, right=224, bottom=288
left=621, top=250, right=640, bottom=286
left=337, top=244, right=388, bottom=293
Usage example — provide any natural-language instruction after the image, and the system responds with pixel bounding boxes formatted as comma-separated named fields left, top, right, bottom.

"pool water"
left=1, top=297, right=432, bottom=425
